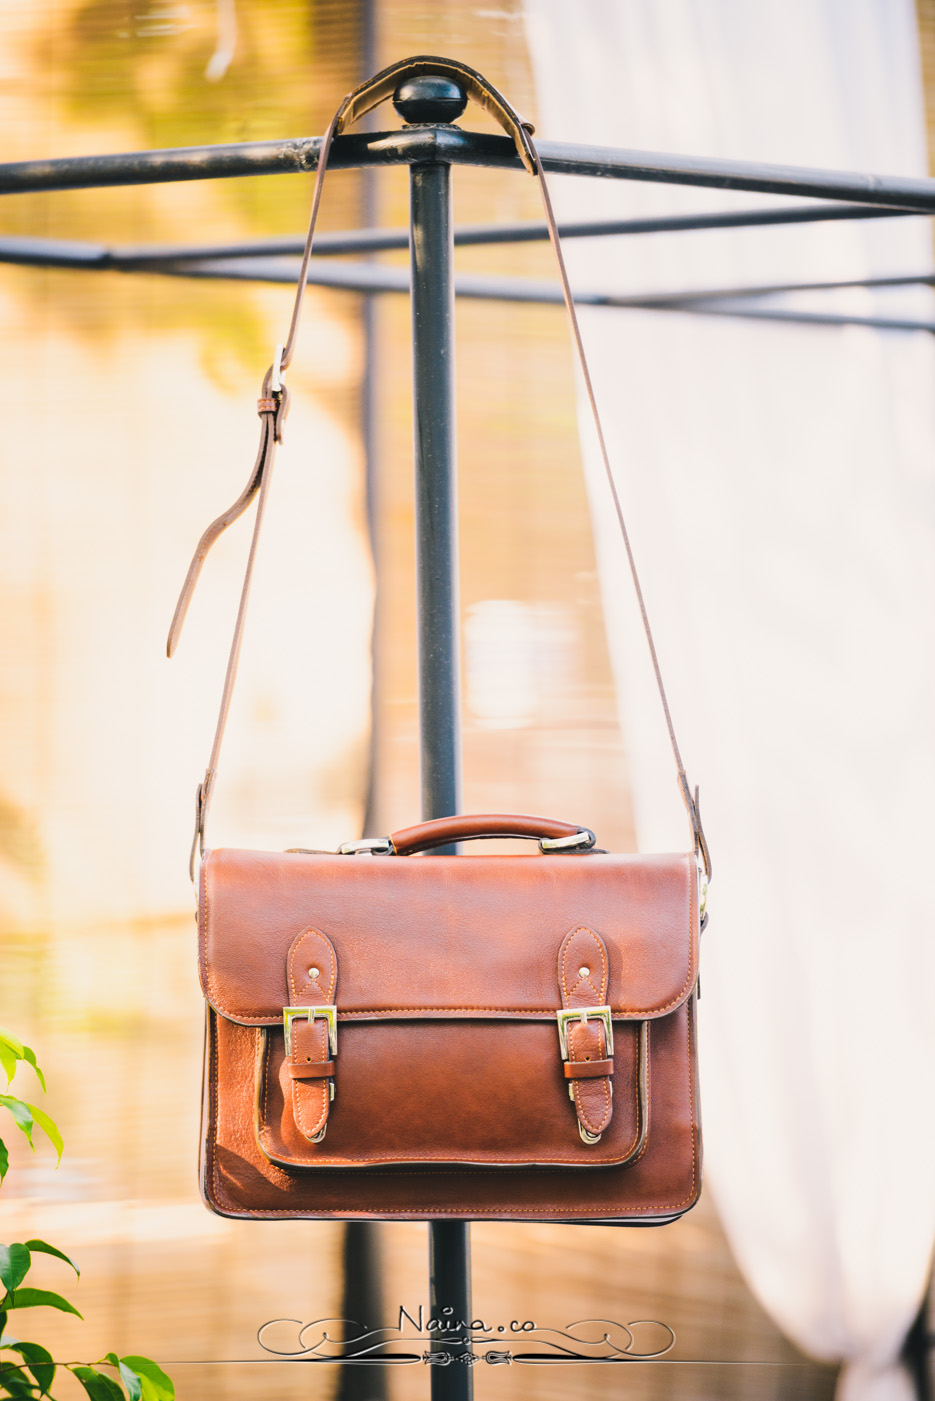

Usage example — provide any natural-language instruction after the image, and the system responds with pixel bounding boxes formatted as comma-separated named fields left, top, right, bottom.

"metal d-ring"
left=539, top=827, right=596, bottom=853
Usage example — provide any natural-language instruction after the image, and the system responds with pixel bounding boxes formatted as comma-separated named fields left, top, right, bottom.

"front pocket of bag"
left=253, top=1014, right=649, bottom=1170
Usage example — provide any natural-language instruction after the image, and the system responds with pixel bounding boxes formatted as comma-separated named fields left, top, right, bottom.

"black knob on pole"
left=393, top=74, right=468, bottom=124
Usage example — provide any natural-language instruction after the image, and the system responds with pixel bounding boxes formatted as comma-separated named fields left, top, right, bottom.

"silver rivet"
left=309, top=967, right=320, bottom=979
left=579, top=966, right=590, bottom=977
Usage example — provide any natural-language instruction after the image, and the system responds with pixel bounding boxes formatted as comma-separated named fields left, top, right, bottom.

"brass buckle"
left=556, top=1005, right=614, bottom=1060
left=283, top=1006, right=338, bottom=1113
left=557, top=1006, right=615, bottom=1146
left=283, top=1005, right=338, bottom=1056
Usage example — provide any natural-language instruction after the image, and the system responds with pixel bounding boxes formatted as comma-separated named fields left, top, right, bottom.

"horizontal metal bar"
left=21, top=248, right=924, bottom=332
left=5, top=125, right=935, bottom=212
left=583, top=270, right=935, bottom=305
left=12, top=201, right=910, bottom=267
left=0, top=129, right=480, bottom=194
left=651, top=304, right=935, bottom=332
left=170, top=256, right=413, bottom=291
left=183, top=261, right=935, bottom=328
left=440, top=202, right=916, bottom=247
left=622, top=271, right=935, bottom=305
left=535, top=139, right=935, bottom=211
left=4, top=234, right=933, bottom=310
left=0, top=234, right=112, bottom=267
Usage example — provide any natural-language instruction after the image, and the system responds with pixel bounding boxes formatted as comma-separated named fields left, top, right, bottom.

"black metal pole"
left=400, top=76, right=472, bottom=1400
left=410, top=158, right=463, bottom=830
left=430, top=1222, right=473, bottom=1379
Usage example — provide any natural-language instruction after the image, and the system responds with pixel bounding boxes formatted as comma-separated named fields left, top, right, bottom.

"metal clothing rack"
left=4, top=68, right=935, bottom=1401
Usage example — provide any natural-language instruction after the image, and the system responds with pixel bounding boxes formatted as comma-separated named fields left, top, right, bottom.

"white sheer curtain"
left=522, top=2, right=935, bottom=1396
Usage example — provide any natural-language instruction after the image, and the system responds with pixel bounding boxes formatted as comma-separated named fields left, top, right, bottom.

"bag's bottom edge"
left=199, top=1198, right=698, bottom=1226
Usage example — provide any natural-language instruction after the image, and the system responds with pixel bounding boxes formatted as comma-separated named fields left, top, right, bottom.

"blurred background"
left=1, top=2, right=934, bottom=1398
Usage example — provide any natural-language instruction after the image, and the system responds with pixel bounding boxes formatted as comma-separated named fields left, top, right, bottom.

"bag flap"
left=200, top=848, right=697, bottom=1025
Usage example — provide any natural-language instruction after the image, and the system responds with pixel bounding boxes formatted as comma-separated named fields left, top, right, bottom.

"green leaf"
left=0, top=1035, right=47, bottom=1096
left=23, top=1243, right=78, bottom=1278
left=0, top=1032, right=25, bottom=1061
left=0, top=1245, right=31, bottom=1293
left=7, top=1340, right=55, bottom=1394
left=22, top=1106, right=62, bottom=1165
left=118, top=1359, right=173, bottom=1401
left=0, top=1138, right=8, bottom=1184
left=0, top=1101, right=62, bottom=1162
left=104, top=1355, right=141, bottom=1401
left=0, top=1044, right=17, bottom=1089
left=0, top=1358, right=37, bottom=1399
left=72, top=1366, right=126, bottom=1401
left=0, top=1099, right=34, bottom=1151
left=21, top=1051, right=45, bottom=1097
left=0, top=1289, right=82, bottom=1319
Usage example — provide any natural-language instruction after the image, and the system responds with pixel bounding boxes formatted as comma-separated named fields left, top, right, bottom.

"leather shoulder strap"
left=168, top=56, right=710, bottom=882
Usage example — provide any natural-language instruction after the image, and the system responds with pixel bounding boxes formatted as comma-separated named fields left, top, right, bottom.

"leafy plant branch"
left=0, top=1029, right=174, bottom=1401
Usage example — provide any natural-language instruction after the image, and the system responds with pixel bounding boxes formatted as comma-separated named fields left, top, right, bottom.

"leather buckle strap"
left=284, top=930, right=338, bottom=1143
left=557, top=927, right=615, bottom=1145
left=563, top=1057, right=614, bottom=1080
left=286, top=1058, right=335, bottom=1079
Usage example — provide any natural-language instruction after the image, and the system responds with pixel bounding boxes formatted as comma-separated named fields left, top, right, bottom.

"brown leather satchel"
left=171, top=58, right=711, bottom=1223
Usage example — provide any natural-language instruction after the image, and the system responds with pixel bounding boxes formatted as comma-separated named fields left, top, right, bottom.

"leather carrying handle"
left=389, top=813, right=595, bottom=855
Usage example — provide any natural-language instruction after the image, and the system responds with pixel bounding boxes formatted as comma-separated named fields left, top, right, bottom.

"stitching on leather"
left=200, top=861, right=213, bottom=1004
left=313, top=1021, right=328, bottom=1133
left=210, top=1011, right=222, bottom=1206
left=339, top=1006, right=606, bottom=1016
left=559, top=926, right=586, bottom=1004
left=629, top=1022, right=651, bottom=1167
left=263, top=1154, right=637, bottom=1167
left=593, top=925, right=608, bottom=1000
left=291, top=1019, right=328, bottom=1139
left=215, top=1008, right=675, bottom=1021
left=559, top=926, right=609, bottom=1007
left=262, top=1025, right=271, bottom=1127
left=255, top=1028, right=272, bottom=1155
left=207, top=990, right=692, bottom=1019
left=570, top=1022, right=611, bottom=1134
left=621, top=1022, right=647, bottom=1163
left=287, top=928, right=336, bottom=1004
